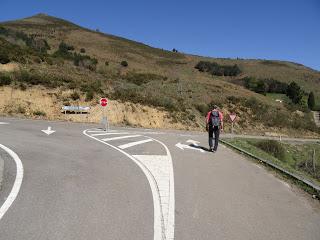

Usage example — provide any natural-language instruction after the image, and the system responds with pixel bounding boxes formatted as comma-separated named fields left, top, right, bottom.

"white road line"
left=0, top=144, right=24, bottom=220
left=83, top=129, right=175, bottom=240
left=101, top=135, right=141, bottom=142
left=0, top=122, right=9, bottom=125
left=86, top=130, right=117, bottom=133
left=118, top=139, right=153, bottom=149
left=91, top=132, right=130, bottom=136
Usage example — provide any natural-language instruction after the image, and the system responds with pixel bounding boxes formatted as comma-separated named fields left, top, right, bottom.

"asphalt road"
left=0, top=117, right=319, bottom=240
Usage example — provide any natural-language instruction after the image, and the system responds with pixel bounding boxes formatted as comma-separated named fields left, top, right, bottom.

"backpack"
left=210, top=110, right=220, bottom=127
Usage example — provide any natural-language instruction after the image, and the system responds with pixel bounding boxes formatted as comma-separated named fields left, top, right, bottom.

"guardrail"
left=61, top=106, right=90, bottom=114
left=220, top=139, right=320, bottom=196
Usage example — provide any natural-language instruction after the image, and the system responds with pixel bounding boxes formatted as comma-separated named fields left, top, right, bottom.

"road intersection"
left=0, top=117, right=319, bottom=240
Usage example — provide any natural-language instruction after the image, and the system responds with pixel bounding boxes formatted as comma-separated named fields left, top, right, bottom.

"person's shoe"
left=210, top=147, right=214, bottom=152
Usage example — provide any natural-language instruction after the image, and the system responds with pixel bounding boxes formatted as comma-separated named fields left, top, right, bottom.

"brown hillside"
left=0, top=14, right=319, bottom=136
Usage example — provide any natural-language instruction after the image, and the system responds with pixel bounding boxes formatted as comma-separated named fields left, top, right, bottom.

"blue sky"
left=1, top=0, right=320, bottom=70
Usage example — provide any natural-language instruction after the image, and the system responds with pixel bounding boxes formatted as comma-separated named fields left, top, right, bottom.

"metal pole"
left=103, top=106, right=107, bottom=131
left=313, top=149, right=316, bottom=174
left=231, top=122, right=234, bottom=135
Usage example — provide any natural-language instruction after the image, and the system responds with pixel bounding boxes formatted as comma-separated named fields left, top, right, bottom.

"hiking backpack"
left=210, top=110, right=220, bottom=127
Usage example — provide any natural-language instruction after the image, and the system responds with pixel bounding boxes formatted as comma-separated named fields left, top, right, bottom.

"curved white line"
left=0, top=144, right=24, bottom=220
left=83, top=130, right=164, bottom=239
left=148, top=136, right=175, bottom=240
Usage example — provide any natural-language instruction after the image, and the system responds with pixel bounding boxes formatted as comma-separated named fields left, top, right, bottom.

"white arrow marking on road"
left=186, top=139, right=200, bottom=145
left=175, top=142, right=204, bottom=153
left=41, top=126, right=56, bottom=135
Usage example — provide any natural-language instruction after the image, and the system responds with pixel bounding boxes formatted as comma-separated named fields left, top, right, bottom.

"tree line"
left=195, top=61, right=241, bottom=76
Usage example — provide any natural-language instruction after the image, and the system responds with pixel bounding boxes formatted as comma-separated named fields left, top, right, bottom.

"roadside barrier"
left=220, top=139, right=320, bottom=197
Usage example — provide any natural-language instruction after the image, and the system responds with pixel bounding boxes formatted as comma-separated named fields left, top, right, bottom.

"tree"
left=255, top=80, right=267, bottom=95
left=286, top=81, right=303, bottom=104
left=308, top=92, right=315, bottom=110
left=121, top=61, right=128, bottom=67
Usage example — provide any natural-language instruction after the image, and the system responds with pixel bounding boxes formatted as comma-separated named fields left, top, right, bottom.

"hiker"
left=206, top=105, right=224, bottom=152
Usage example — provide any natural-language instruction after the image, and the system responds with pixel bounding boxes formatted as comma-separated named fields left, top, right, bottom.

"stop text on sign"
left=100, top=98, right=108, bottom=107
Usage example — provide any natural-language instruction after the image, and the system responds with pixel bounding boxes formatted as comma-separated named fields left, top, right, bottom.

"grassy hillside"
left=0, top=14, right=319, bottom=136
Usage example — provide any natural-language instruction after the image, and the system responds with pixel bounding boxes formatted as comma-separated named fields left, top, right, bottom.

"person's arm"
left=206, top=111, right=211, bottom=124
left=219, top=111, right=224, bottom=131
left=206, top=111, right=211, bottom=131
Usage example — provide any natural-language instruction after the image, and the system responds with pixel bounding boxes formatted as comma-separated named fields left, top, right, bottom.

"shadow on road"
left=189, top=144, right=211, bottom=152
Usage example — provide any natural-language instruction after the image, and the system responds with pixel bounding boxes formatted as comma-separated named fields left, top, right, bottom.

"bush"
left=0, top=75, right=12, bottom=86
left=255, top=140, right=286, bottom=160
left=105, top=61, right=109, bottom=66
left=121, top=61, right=128, bottom=67
left=308, top=92, right=315, bottom=110
left=80, top=48, right=86, bottom=53
left=0, top=52, right=10, bottom=64
left=195, top=103, right=209, bottom=116
left=19, top=83, right=27, bottom=91
left=70, top=91, right=80, bottom=100
left=85, top=90, right=94, bottom=101
left=33, top=110, right=46, bottom=117
left=123, top=72, right=166, bottom=86
left=195, top=61, right=241, bottom=76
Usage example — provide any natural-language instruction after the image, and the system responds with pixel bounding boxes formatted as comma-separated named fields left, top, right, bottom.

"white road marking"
left=118, top=139, right=153, bottom=149
left=86, top=130, right=117, bottom=133
left=91, top=132, right=130, bottom=136
left=175, top=142, right=204, bottom=153
left=41, top=126, right=56, bottom=135
left=84, top=129, right=175, bottom=240
left=0, top=122, right=9, bottom=125
left=101, top=135, right=141, bottom=142
left=0, top=144, right=24, bottom=220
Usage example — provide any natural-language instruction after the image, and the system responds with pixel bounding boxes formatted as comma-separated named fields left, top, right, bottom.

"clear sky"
left=1, top=0, right=320, bottom=70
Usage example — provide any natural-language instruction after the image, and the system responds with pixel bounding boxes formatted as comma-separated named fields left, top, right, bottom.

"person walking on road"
left=206, top=105, right=224, bottom=152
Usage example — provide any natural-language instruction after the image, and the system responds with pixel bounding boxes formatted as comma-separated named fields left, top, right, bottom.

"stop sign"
left=100, top=98, right=108, bottom=107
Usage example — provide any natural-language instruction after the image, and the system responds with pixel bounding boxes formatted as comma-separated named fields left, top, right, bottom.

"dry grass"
left=0, top=14, right=319, bottom=134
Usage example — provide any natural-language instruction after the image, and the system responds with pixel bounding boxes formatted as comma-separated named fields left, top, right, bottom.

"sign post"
left=100, top=98, right=109, bottom=131
left=229, top=113, right=237, bottom=135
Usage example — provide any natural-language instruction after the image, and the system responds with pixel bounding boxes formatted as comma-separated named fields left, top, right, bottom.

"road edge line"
left=0, top=144, right=24, bottom=220
left=83, top=129, right=165, bottom=240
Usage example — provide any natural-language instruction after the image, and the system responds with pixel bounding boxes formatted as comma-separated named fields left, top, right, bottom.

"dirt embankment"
left=0, top=86, right=190, bottom=130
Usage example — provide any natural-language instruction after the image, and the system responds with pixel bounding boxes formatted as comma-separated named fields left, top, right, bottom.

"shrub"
left=19, top=83, right=27, bottom=91
left=70, top=91, right=80, bottom=100
left=121, top=61, right=128, bottom=67
left=85, top=90, right=94, bottom=101
left=0, top=75, right=12, bottom=86
left=195, top=103, right=209, bottom=116
left=255, top=140, right=286, bottom=160
left=33, top=110, right=46, bottom=117
left=195, top=61, right=241, bottom=76
left=17, top=105, right=26, bottom=114
left=80, top=48, right=86, bottom=53
left=123, top=72, right=166, bottom=86
left=308, top=92, right=315, bottom=110
left=105, top=61, right=109, bottom=66
left=227, top=96, right=242, bottom=104
left=0, top=52, right=10, bottom=64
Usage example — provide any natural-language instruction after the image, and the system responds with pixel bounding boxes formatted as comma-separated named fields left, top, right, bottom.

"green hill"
left=0, top=14, right=319, bottom=136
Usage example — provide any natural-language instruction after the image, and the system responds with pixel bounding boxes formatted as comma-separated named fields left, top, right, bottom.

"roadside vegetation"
left=224, top=138, right=320, bottom=186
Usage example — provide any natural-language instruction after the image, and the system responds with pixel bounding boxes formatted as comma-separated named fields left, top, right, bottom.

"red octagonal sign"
left=100, top=98, right=108, bottom=107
